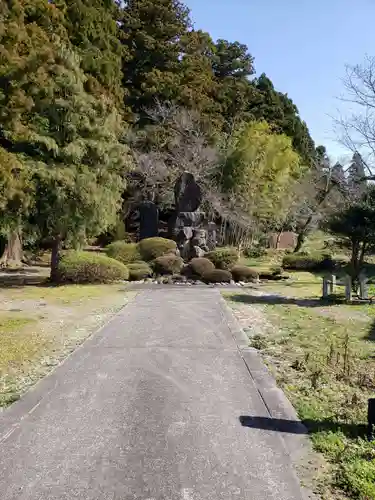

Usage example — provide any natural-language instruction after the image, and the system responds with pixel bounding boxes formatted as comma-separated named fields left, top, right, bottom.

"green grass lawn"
left=227, top=269, right=375, bottom=499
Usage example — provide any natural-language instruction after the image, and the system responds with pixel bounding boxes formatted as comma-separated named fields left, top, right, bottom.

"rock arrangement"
left=128, top=277, right=256, bottom=288
left=132, top=171, right=217, bottom=258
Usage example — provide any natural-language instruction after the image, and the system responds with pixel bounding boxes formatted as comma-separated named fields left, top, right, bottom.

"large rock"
left=174, top=172, right=202, bottom=212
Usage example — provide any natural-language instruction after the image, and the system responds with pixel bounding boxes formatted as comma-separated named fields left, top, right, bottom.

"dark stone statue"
left=139, top=201, right=159, bottom=240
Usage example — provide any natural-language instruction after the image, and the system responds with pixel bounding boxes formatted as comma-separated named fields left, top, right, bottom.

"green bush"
left=282, top=252, right=334, bottom=272
left=127, top=261, right=152, bottom=281
left=188, top=257, right=215, bottom=277
left=206, top=247, right=239, bottom=270
left=231, top=265, right=259, bottom=282
left=153, top=254, right=184, bottom=275
left=243, top=245, right=267, bottom=258
left=202, top=269, right=232, bottom=283
left=105, top=241, right=140, bottom=264
left=57, top=251, right=129, bottom=284
left=138, top=237, right=177, bottom=261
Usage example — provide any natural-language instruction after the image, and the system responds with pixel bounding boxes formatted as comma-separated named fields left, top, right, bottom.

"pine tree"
left=55, top=0, right=124, bottom=106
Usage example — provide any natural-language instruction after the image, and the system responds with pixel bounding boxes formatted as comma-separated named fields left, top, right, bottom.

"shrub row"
left=105, top=238, right=177, bottom=264
left=57, top=250, right=260, bottom=285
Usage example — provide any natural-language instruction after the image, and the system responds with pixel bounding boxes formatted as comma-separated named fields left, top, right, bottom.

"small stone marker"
left=322, top=274, right=336, bottom=298
left=359, top=273, right=369, bottom=300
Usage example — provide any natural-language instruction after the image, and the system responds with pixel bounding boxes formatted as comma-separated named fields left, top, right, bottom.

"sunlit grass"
left=226, top=265, right=375, bottom=499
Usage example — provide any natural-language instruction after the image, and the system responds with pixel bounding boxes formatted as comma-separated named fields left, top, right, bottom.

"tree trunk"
left=350, top=240, right=361, bottom=292
left=0, top=230, right=23, bottom=267
left=276, top=230, right=283, bottom=249
left=50, top=236, right=61, bottom=283
left=294, top=230, right=307, bottom=253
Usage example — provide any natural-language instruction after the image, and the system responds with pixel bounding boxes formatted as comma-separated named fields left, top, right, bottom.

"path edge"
left=220, top=295, right=319, bottom=499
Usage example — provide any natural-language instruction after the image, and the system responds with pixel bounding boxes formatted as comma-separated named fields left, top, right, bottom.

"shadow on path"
left=240, top=416, right=368, bottom=439
left=230, top=293, right=324, bottom=308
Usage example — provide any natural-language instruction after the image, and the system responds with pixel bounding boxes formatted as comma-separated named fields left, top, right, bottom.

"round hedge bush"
left=57, top=251, right=129, bottom=284
left=202, top=269, right=232, bottom=283
left=105, top=241, right=141, bottom=264
left=188, top=257, right=215, bottom=277
left=153, top=254, right=184, bottom=275
left=127, top=261, right=152, bottom=281
left=282, top=252, right=334, bottom=272
left=206, top=247, right=239, bottom=270
left=138, top=237, right=177, bottom=261
left=231, top=265, right=259, bottom=282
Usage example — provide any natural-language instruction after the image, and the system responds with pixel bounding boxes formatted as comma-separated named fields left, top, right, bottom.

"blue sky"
left=185, top=0, right=375, bottom=161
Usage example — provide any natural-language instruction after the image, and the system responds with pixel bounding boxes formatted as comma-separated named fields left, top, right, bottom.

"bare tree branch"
left=336, top=56, right=375, bottom=174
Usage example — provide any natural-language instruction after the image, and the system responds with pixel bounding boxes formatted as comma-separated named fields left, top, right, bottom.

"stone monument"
left=171, top=172, right=216, bottom=260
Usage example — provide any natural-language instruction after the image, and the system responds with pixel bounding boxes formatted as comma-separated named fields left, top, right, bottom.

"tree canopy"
left=0, top=0, right=325, bottom=273
left=221, top=121, right=304, bottom=228
left=0, top=0, right=131, bottom=274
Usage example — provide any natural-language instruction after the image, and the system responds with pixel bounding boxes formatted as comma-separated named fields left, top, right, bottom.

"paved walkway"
left=0, top=288, right=305, bottom=499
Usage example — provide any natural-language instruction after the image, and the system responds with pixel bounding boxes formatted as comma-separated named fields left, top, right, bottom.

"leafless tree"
left=126, top=102, right=261, bottom=246
left=336, top=55, right=375, bottom=177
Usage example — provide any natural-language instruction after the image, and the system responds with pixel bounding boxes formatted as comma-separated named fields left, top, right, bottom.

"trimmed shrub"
left=138, top=237, right=177, bottom=261
left=128, top=261, right=152, bottom=281
left=105, top=241, right=140, bottom=264
left=153, top=254, right=184, bottom=275
left=282, top=252, right=334, bottom=272
left=203, top=269, right=232, bottom=283
left=188, top=257, right=215, bottom=277
left=57, top=251, right=129, bottom=284
left=231, top=265, right=259, bottom=282
left=206, top=247, right=239, bottom=270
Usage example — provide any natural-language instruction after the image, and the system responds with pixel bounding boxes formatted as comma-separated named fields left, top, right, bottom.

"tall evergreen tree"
left=210, top=40, right=255, bottom=130
left=55, top=0, right=124, bottom=106
left=178, top=30, right=218, bottom=119
left=119, top=0, right=192, bottom=122
left=347, top=152, right=367, bottom=200
left=0, top=0, right=132, bottom=276
left=250, top=74, right=315, bottom=165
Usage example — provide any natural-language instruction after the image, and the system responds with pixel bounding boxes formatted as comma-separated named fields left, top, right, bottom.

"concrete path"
left=0, top=288, right=306, bottom=500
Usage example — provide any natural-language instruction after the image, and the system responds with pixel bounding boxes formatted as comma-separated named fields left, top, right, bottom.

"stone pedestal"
left=174, top=212, right=209, bottom=260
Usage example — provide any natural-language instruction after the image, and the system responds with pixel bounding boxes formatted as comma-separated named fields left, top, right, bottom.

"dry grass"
left=0, top=282, right=132, bottom=408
